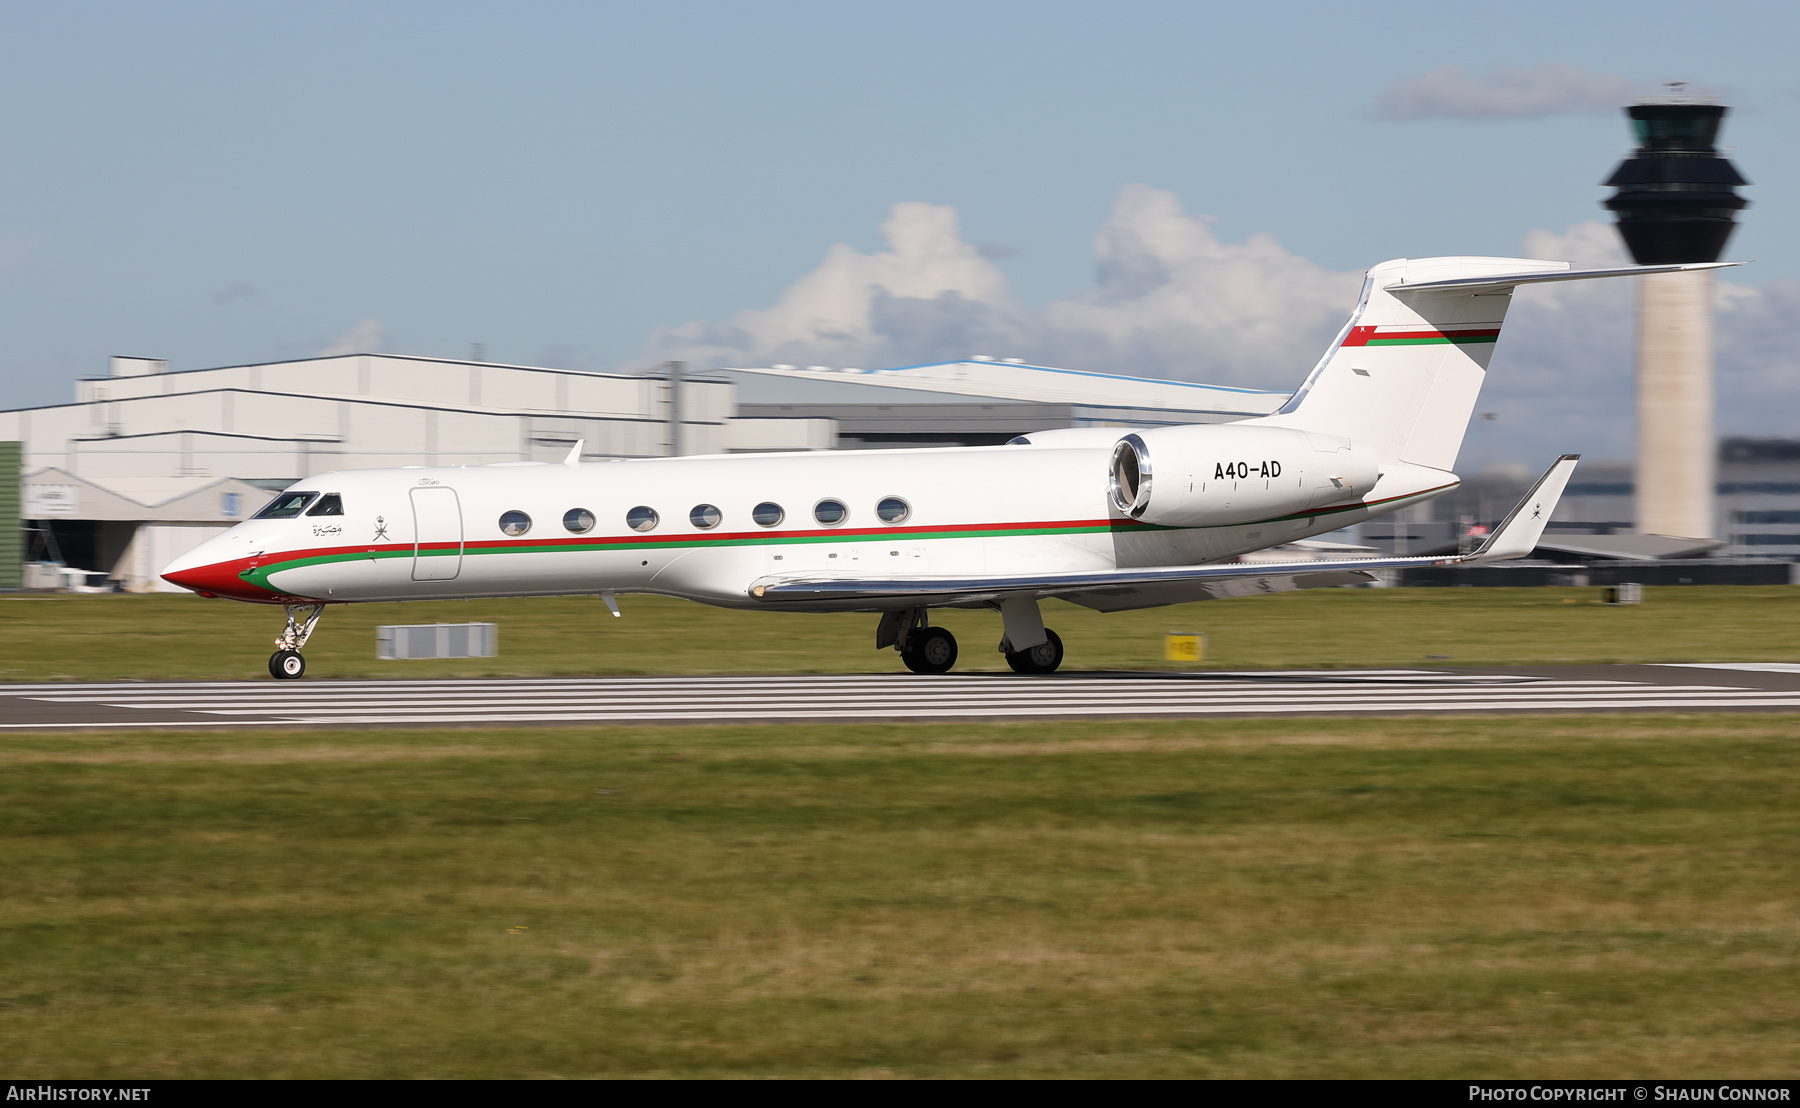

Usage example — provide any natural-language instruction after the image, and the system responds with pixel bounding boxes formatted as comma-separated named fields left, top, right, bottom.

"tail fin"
left=1256, top=256, right=1734, bottom=471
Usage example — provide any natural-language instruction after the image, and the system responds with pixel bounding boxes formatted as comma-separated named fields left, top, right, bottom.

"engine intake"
left=1109, top=434, right=1151, bottom=516
left=1107, top=424, right=1379, bottom=527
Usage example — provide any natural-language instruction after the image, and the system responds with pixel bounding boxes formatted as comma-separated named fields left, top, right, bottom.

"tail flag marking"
left=1341, top=325, right=1501, bottom=348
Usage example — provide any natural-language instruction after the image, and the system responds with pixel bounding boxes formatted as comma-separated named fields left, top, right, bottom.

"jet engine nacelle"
left=1108, top=424, right=1380, bottom=527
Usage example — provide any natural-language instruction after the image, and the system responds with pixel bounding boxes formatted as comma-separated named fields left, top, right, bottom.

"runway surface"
left=6, top=663, right=1800, bottom=729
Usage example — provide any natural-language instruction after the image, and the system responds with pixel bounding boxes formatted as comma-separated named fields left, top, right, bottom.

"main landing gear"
left=269, top=603, right=324, bottom=680
left=1005, top=628, right=1064, bottom=675
left=904, top=627, right=959, bottom=674
left=874, top=600, right=1065, bottom=676
left=877, top=608, right=958, bottom=674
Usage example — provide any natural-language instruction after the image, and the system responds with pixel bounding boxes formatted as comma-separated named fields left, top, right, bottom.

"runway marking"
left=19, top=683, right=1748, bottom=713
left=6, top=669, right=1800, bottom=728
left=1658, top=663, right=1800, bottom=674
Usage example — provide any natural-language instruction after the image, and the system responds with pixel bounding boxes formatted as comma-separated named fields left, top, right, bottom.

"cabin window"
left=253, top=491, right=317, bottom=519
left=876, top=497, right=910, bottom=524
left=627, top=506, right=659, bottom=532
left=499, top=510, right=532, bottom=537
left=752, top=502, right=784, bottom=527
left=690, top=504, right=723, bottom=529
left=813, top=499, right=848, bottom=526
left=306, top=494, right=345, bottom=517
left=563, top=508, right=596, bottom=534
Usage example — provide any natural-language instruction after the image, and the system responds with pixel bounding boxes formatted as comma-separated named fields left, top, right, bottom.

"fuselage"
left=161, top=437, right=1458, bottom=613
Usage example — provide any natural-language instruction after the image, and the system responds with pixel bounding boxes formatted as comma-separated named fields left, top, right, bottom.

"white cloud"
left=1041, top=186, right=1359, bottom=387
left=1519, top=221, right=1630, bottom=266
left=319, top=318, right=388, bottom=357
left=642, top=199, right=1796, bottom=468
left=1375, top=63, right=1646, bottom=120
left=643, top=186, right=1360, bottom=391
left=646, top=201, right=1015, bottom=372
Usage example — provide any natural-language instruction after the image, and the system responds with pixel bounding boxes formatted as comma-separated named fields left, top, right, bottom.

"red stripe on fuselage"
left=263, top=517, right=1143, bottom=561
left=161, top=518, right=1149, bottom=604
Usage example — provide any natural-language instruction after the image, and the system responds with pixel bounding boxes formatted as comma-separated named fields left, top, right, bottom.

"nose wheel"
left=270, top=650, right=306, bottom=680
left=268, top=603, right=324, bottom=680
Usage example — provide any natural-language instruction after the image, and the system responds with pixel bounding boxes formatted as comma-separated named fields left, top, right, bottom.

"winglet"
left=1464, top=454, right=1581, bottom=564
left=563, top=439, right=584, bottom=466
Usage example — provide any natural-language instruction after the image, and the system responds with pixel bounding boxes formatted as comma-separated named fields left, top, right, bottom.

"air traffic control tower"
left=1604, top=98, right=1748, bottom=540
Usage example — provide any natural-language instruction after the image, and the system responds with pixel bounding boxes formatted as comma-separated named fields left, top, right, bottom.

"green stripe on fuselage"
left=244, top=489, right=1450, bottom=587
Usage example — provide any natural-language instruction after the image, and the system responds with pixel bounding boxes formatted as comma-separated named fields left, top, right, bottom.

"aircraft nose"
left=160, top=534, right=254, bottom=599
left=159, top=562, right=216, bottom=595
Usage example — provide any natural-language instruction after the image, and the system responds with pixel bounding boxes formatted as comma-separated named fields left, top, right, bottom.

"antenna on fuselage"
left=563, top=439, right=584, bottom=466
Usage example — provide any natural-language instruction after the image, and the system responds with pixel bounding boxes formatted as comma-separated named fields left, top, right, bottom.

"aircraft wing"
left=749, top=455, right=1580, bottom=610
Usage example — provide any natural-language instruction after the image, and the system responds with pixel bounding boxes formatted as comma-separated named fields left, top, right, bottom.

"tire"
left=1005, top=628, right=1064, bottom=674
left=901, top=627, right=958, bottom=674
left=270, top=650, right=306, bottom=680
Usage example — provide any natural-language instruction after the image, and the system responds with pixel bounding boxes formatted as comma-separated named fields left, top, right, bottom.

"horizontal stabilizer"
left=1390, top=261, right=1736, bottom=296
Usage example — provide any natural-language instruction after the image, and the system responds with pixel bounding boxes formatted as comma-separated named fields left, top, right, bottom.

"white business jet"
left=162, top=255, right=1730, bottom=679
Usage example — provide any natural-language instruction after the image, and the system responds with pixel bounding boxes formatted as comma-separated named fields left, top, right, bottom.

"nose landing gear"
left=269, top=603, right=324, bottom=680
left=270, top=650, right=306, bottom=680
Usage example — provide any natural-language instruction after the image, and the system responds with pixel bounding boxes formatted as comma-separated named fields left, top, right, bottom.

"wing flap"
left=750, top=555, right=1446, bottom=606
left=1060, top=570, right=1378, bottom=613
left=750, top=454, right=1580, bottom=608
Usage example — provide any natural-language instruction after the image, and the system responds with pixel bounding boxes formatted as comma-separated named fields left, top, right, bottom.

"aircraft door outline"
left=410, top=487, right=463, bottom=581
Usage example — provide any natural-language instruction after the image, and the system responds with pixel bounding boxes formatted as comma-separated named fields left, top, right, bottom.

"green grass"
left=2, top=585, right=1799, bottom=682
left=2, top=715, right=1797, bottom=1077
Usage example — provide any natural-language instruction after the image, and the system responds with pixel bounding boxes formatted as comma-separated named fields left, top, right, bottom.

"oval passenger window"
left=813, top=499, right=847, bottom=526
left=690, top=504, right=722, bottom=529
left=752, top=502, right=784, bottom=527
left=876, top=497, right=910, bottom=524
left=499, top=510, right=532, bottom=537
left=626, top=506, right=659, bottom=532
left=563, top=508, right=596, bottom=534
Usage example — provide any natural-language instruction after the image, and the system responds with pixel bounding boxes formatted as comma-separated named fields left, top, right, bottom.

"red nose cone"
left=161, top=559, right=283, bottom=603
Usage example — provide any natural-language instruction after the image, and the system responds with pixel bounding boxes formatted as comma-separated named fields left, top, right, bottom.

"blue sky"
left=1, top=0, right=1794, bottom=463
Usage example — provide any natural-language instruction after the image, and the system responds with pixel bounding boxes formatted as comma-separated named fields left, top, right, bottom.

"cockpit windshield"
left=253, top=491, right=318, bottom=519
left=306, top=494, right=345, bottom=516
